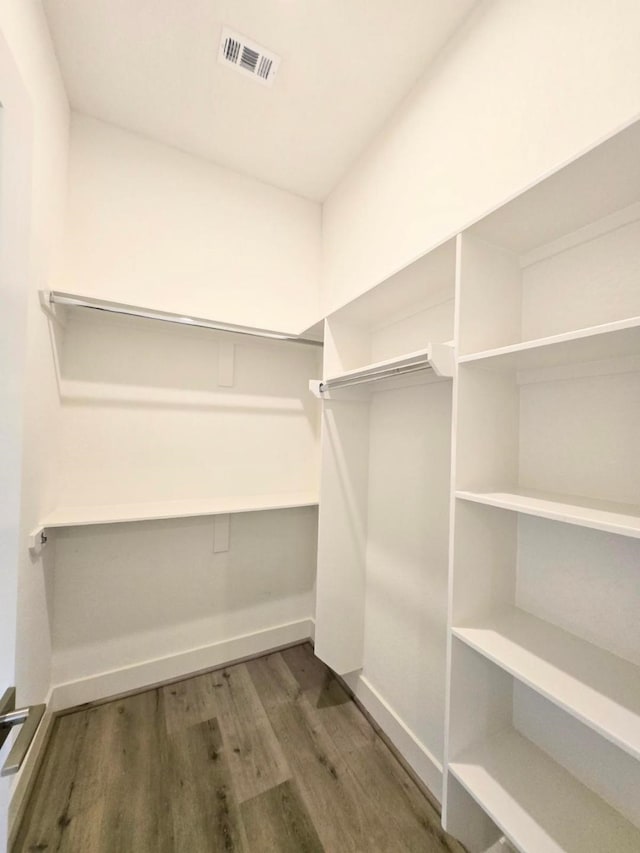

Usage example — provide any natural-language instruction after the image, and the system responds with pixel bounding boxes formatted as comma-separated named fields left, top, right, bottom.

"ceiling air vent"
left=218, top=27, right=281, bottom=87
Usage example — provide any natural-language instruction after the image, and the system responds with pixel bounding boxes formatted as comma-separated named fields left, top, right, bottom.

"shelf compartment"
left=458, top=316, right=640, bottom=372
left=449, top=727, right=640, bottom=853
left=313, top=344, right=454, bottom=396
left=456, top=489, right=640, bottom=539
left=39, top=492, right=319, bottom=528
left=453, top=608, right=640, bottom=761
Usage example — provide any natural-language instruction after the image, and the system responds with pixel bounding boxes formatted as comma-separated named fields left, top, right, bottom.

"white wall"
left=55, top=311, right=321, bottom=506
left=51, top=508, right=317, bottom=693
left=58, top=114, right=322, bottom=333
left=41, top=114, right=323, bottom=711
left=0, top=1, right=69, bottom=842
left=364, top=382, right=452, bottom=766
left=0, top=21, right=34, bottom=853
left=46, top=306, right=320, bottom=706
left=0, top=0, right=69, bottom=714
left=322, top=0, right=640, bottom=313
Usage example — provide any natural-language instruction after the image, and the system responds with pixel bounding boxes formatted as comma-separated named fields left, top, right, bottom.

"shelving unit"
left=37, top=285, right=323, bottom=701
left=443, top=120, right=640, bottom=852
left=323, top=239, right=456, bottom=377
left=314, top=240, right=456, bottom=791
left=41, top=294, right=322, bottom=527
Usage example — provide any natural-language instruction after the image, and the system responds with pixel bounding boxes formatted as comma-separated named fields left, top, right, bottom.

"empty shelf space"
left=317, top=344, right=454, bottom=394
left=452, top=608, right=640, bottom=760
left=456, top=489, right=640, bottom=538
left=40, top=492, right=319, bottom=528
left=458, top=316, right=640, bottom=371
left=449, top=728, right=640, bottom=853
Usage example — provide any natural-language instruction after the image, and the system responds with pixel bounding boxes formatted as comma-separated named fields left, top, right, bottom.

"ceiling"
left=43, top=0, right=478, bottom=201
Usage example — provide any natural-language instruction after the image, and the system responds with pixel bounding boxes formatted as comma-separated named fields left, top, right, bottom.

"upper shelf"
left=39, top=492, right=319, bottom=529
left=456, top=489, right=640, bottom=538
left=41, top=290, right=323, bottom=347
left=458, top=316, right=640, bottom=372
left=470, top=119, right=640, bottom=256
left=311, top=344, right=454, bottom=397
left=326, top=240, right=456, bottom=331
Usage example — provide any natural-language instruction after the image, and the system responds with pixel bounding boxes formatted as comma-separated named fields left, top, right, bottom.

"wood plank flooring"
left=13, top=643, right=466, bottom=853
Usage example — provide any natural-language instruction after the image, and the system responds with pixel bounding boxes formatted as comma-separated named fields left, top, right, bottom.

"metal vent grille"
left=218, top=28, right=280, bottom=87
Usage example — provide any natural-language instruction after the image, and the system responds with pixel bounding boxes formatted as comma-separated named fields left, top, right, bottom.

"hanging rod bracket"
left=429, top=341, right=456, bottom=378
left=309, top=380, right=323, bottom=399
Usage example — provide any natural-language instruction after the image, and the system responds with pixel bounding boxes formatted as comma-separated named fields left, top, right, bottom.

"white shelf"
left=449, top=728, right=640, bottom=853
left=458, top=316, right=640, bottom=372
left=324, top=239, right=456, bottom=329
left=316, top=344, right=454, bottom=396
left=456, top=489, right=640, bottom=538
left=44, top=290, right=322, bottom=346
left=453, top=608, right=640, bottom=761
left=40, top=492, right=319, bottom=528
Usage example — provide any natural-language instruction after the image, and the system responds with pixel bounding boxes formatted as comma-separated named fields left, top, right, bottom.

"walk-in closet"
left=2, top=3, right=639, bottom=852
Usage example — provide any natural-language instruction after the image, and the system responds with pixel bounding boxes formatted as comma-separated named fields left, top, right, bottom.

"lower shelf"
left=39, top=492, right=319, bottom=528
left=452, top=608, right=640, bottom=761
left=456, top=489, right=640, bottom=538
left=449, top=728, right=640, bottom=853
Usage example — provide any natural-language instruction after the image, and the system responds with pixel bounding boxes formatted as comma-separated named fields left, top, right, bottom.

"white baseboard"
left=50, top=618, right=314, bottom=712
left=346, top=673, right=443, bottom=801
left=8, top=688, right=55, bottom=846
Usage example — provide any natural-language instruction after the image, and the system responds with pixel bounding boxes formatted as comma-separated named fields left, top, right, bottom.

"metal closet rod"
left=47, top=291, right=323, bottom=347
left=320, top=359, right=432, bottom=392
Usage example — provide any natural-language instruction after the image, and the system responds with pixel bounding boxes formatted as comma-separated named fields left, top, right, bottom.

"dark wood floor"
left=13, top=643, right=465, bottom=852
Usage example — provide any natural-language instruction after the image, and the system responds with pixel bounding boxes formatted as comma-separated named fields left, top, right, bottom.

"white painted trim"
left=307, top=617, right=316, bottom=643
left=50, top=618, right=314, bottom=711
left=346, top=673, right=443, bottom=801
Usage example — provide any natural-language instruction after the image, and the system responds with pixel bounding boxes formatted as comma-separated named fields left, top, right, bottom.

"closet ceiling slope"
left=444, top=119, right=640, bottom=853
left=42, top=0, right=479, bottom=200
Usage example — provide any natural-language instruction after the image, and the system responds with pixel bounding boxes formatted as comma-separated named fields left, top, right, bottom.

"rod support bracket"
left=309, top=379, right=324, bottom=399
left=38, top=289, right=65, bottom=325
left=28, top=526, right=48, bottom=552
